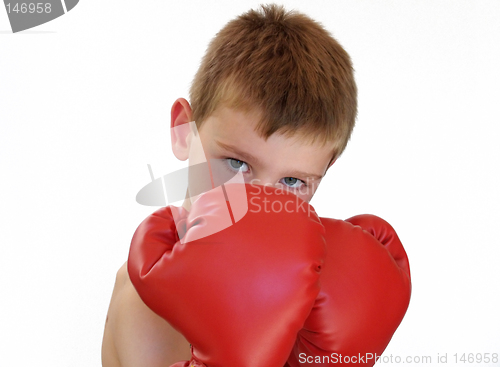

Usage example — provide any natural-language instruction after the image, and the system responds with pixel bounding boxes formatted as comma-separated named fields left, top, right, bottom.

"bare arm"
left=102, top=262, right=191, bottom=367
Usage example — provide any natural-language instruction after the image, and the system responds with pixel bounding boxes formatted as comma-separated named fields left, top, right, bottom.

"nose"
left=246, top=175, right=279, bottom=189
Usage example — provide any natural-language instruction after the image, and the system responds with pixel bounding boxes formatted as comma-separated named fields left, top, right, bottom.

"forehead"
left=198, top=106, right=334, bottom=174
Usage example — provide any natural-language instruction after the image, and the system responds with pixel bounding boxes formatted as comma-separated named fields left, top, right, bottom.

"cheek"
left=295, top=189, right=314, bottom=204
left=207, top=158, right=240, bottom=187
left=297, top=180, right=322, bottom=203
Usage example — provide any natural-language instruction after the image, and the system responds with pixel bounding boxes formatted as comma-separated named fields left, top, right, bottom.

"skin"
left=102, top=98, right=336, bottom=366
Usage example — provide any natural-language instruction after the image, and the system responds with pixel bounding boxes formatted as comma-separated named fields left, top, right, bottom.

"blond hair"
left=190, top=4, right=357, bottom=160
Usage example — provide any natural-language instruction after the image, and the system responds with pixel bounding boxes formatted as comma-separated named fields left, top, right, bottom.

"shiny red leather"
left=128, top=184, right=326, bottom=367
left=286, top=214, right=412, bottom=366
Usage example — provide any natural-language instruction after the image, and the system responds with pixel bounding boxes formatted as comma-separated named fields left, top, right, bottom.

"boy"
left=102, top=4, right=410, bottom=367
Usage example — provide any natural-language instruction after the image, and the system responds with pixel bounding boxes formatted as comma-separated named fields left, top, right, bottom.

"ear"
left=170, top=98, right=193, bottom=161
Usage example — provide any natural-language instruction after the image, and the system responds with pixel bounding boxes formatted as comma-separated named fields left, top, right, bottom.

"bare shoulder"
left=102, top=262, right=191, bottom=367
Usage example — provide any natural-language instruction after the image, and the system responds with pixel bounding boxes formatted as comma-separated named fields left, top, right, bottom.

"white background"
left=1, top=1, right=499, bottom=366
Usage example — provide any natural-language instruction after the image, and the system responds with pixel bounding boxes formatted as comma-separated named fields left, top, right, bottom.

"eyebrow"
left=215, top=140, right=324, bottom=180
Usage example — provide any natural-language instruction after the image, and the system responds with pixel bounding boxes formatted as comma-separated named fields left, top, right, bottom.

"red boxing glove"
left=128, top=184, right=326, bottom=367
left=286, top=214, right=411, bottom=366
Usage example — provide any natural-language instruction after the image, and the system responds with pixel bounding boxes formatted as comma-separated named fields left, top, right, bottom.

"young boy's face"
left=171, top=99, right=335, bottom=206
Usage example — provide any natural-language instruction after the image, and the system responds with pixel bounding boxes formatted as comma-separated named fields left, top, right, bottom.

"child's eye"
left=226, top=158, right=249, bottom=172
left=281, top=177, right=306, bottom=189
